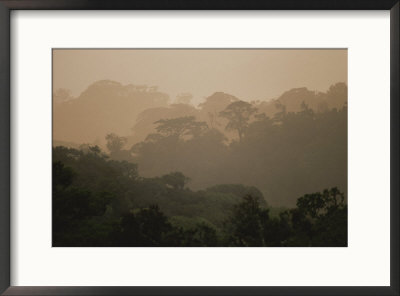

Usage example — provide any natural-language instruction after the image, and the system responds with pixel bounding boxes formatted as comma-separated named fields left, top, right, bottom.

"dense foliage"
left=117, top=102, right=347, bottom=206
left=53, top=146, right=347, bottom=247
left=53, top=82, right=347, bottom=246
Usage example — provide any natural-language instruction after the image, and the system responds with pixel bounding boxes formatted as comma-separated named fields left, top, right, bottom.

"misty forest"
left=53, top=79, right=347, bottom=247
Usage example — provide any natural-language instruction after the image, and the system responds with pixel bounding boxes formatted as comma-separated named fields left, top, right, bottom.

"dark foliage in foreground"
left=53, top=147, right=347, bottom=247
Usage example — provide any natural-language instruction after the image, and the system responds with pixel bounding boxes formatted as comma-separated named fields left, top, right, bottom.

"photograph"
left=52, top=49, right=348, bottom=247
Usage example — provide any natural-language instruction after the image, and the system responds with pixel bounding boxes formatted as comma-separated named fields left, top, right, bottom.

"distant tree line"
left=106, top=97, right=347, bottom=206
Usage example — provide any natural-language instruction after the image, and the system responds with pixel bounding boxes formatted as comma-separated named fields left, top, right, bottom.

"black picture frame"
left=0, top=1, right=399, bottom=295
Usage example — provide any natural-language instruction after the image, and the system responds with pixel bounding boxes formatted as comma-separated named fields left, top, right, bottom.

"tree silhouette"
left=296, top=187, right=345, bottom=219
left=327, top=82, right=348, bottom=109
left=162, top=172, right=190, bottom=190
left=219, top=101, right=257, bottom=142
left=53, top=161, right=74, bottom=190
left=106, top=133, right=127, bottom=154
left=226, top=195, right=269, bottom=246
left=113, top=205, right=172, bottom=246
left=154, top=116, right=208, bottom=139
left=273, top=101, right=287, bottom=122
left=283, top=187, right=347, bottom=246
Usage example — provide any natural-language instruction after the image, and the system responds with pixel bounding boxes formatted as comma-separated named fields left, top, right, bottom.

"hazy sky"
left=53, top=49, right=347, bottom=104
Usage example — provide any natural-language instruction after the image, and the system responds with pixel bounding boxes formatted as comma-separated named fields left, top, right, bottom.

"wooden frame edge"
left=0, top=1, right=398, bottom=295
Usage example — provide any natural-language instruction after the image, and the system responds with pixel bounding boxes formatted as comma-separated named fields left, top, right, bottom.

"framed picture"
left=0, top=1, right=398, bottom=295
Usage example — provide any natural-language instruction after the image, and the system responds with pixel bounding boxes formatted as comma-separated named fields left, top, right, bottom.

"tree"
left=105, top=133, right=127, bottom=154
left=273, top=101, right=287, bottom=122
left=154, top=116, right=207, bottom=139
left=219, top=101, right=257, bottom=141
left=52, top=160, right=114, bottom=246
left=326, top=82, right=348, bottom=109
left=114, top=205, right=172, bottom=246
left=296, top=187, right=345, bottom=219
left=285, top=188, right=347, bottom=246
left=225, top=195, right=270, bottom=246
left=53, top=161, right=74, bottom=190
left=162, top=172, right=190, bottom=190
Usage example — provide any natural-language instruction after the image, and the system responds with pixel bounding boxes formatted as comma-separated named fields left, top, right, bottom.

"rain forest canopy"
left=53, top=78, right=347, bottom=247
left=54, top=80, right=347, bottom=207
left=52, top=41, right=347, bottom=248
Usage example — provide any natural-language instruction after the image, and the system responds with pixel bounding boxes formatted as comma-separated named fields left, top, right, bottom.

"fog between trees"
left=53, top=49, right=348, bottom=247
left=53, top=81, right=347, bottom=207
left=53, top=76, right=347, bottom=247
